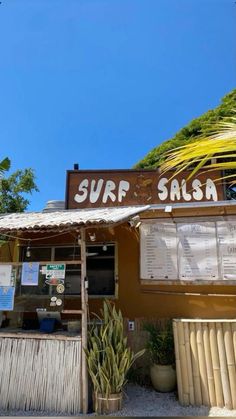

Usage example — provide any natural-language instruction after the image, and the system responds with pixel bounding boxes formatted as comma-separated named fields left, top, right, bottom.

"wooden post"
left=80, top=228, right=88, bottom=414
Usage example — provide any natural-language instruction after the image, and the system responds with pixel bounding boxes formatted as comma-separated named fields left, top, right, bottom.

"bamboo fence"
left=173, top=319, right=236, bottom=409
left=0, top=334, right=82, bottom=414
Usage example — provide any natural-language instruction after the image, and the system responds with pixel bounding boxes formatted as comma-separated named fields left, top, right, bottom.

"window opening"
left=19, top=243, right=116, bottom=297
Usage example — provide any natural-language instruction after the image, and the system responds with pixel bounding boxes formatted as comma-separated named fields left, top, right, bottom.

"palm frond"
left=0, top=158, right=10, bottom=176
left=160, top=113, right=236, bottom=181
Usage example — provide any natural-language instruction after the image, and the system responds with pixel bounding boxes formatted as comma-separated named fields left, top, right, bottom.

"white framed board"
left=177, top=222, right=219, bottom=280
left=140, top=222, right=178, bottom=280
left=139, top=219, right=236, bottom=281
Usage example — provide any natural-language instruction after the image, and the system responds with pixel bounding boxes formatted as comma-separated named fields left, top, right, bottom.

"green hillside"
left=134, top=89, right=236, bottom=169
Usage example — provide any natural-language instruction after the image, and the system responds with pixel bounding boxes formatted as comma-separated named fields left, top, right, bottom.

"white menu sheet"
left=0, top=265, right=12, bottom=286
left=217, top=221, right=236, bottom=280
left=177, top=222, right=219, bottom=280
left=140, top=222, right=178, bottom=280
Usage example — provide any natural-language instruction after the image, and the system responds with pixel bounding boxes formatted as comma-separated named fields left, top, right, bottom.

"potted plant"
left=85, top=300, right=145, bottom=414
left=144, top=321, right=176, bottom=392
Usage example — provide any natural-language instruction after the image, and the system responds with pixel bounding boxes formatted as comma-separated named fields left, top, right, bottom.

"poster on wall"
left=217, top=221, right=236, bottom=280
left=0, top=286, right=15, bottom=310
left=177, top=222, right=219, bottom=280
left=140, top=222, right=178, bottom=280
left=45, top=264, right=65, bottom=286
left=0, top=265, right=12, bottom=286
left=21, top=262, right=39, bottom=286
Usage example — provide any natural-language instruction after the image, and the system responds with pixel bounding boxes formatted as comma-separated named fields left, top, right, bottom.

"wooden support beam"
left=80, top=228, right=88, bottom=414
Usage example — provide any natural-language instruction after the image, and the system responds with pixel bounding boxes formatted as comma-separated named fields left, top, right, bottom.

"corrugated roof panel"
left=0, top=206, right=150, bottom=233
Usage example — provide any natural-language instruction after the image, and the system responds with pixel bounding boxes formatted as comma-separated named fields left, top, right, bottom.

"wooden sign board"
left=66, top=169, right=225, bottom=209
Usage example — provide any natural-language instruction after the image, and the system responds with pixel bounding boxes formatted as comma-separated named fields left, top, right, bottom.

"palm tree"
left=0, top=157, right=10, bottom=177
left=160, top=114, right=236, bottom=185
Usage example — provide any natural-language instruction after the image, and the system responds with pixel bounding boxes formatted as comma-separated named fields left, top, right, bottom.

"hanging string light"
left=26, top=241, right=31, bottom=258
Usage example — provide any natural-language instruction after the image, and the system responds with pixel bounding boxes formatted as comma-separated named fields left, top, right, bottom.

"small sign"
left=21, top=262, right=39, bottom=286
left=45, top=264, right=65, bottom=285
left=0, top=287, right=15, bottom=310
left=46, top=264, right=65, bottom=279
left=0, top=265, right=12, bottom=286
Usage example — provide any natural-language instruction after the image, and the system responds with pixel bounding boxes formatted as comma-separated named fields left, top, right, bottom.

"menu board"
left=140, top=219, right=236, bottom=282
left=140, top=222, right=178, bottom=280
left=217, top=221, right=236, bottom=280
left=177, top=222, right=219, bottom=280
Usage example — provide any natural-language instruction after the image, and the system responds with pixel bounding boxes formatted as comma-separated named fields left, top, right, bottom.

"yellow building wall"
left=87, top=205, right=236, bottom=320
left=5, top=204, right=236, bottom=320
left=88, top=221, right=236, bottom=320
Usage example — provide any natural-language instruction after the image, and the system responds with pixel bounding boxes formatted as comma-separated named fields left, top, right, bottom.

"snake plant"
left=85, top=300, right=145, bottom=399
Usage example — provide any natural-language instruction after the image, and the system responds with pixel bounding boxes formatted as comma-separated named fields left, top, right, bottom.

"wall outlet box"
left=128, top=320, right=135, bottom=331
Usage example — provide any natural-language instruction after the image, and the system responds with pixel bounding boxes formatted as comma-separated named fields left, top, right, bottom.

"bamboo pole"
left=81, top=227, right=88, bottom=414
left=209, top=323, right=224, bottom=407
left=183, top=322, right=194, bottom=405
left=189, top=322, right=202, bottom=406
left=223, top=323, right=236, bottom=409
left=173, top=321, right=184, bottom=405
left=216, top=323, right=232, bottom=409
left=232, top=323, right=236, bottom=364
left=202, top=322, right=216, bottom=407
left=176, top=321, right=189, bottom=405
left=196, top=322, right=209, bottom=406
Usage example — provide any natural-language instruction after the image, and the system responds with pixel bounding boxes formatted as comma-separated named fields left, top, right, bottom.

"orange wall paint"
left=12, top=206, right=236, bottom=319
left=86, top=222, right=236, bottom=320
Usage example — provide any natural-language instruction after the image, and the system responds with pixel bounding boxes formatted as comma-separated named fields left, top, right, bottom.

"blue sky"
left=0, top=0, right=235, bottom=211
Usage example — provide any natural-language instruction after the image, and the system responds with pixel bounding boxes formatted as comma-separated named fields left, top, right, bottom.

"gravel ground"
left=1, top=384, right=236, bottom=417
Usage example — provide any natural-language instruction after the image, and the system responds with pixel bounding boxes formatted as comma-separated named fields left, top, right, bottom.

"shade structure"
left=0, top=205, right=150, bottom=234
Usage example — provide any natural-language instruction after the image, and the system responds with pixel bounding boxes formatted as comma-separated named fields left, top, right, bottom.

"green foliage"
left=0, top=168, right=39, bottom=213
left=135, top=89, right=236, bottom=169
left=0, top=157, right=10, bottom=175
left=85, top=300, right=145, bottom=400
left=144, top=321, right=175, bottom=365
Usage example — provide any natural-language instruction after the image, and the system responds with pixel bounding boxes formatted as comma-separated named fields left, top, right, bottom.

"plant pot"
left=93, top=392, right=123, bottom=414
left=150, top=364, right=176, bottom=392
